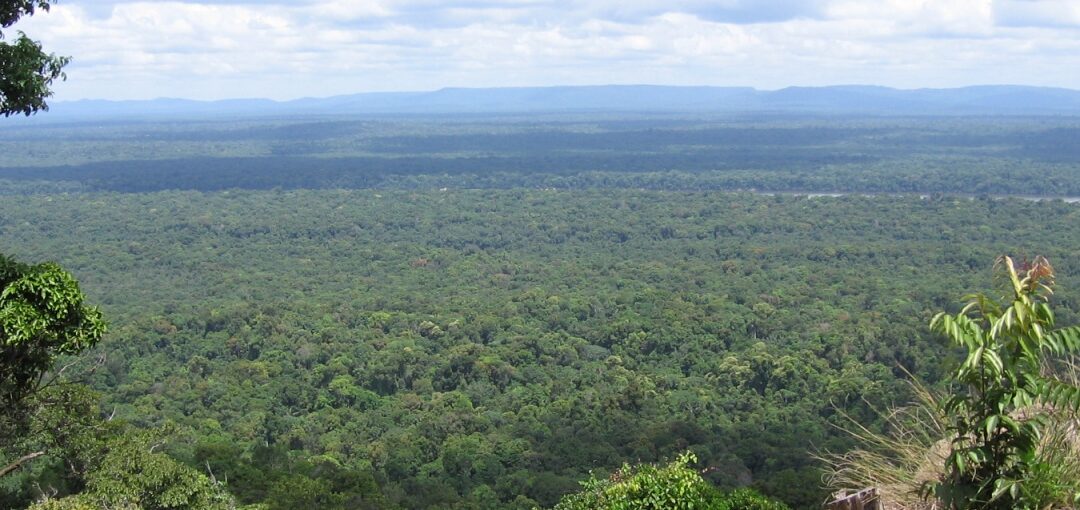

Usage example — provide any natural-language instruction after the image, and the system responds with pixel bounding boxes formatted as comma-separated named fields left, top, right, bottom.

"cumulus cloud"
left=10, top=0, right=1080, bottom=100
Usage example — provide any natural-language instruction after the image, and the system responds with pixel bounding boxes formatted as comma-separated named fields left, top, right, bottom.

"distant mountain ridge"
left=28, top=85, right=1080, bottom=120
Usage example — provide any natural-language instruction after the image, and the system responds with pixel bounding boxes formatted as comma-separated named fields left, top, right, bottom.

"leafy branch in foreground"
left=1, top=255, right=105, bottom=395
left=1, top=253, right=105, bottom=461
left=925, top=255, right=1080, bottom=509
left=0, top=0, right=70, bottom=116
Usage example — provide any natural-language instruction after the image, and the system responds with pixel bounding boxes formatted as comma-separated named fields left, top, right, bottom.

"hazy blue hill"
left=907, top=85, right=1080, bottom=114
left=284, top=91, right=428, bottom=113
left=214, top=85, right=762, bottom=114
left=46, top=97, right=279, bottom=119
left=407, top=85, right=761, bottom=112
left=14, top=84, right=1080, bottom=122
left=765, top=85, right=922, bottom=112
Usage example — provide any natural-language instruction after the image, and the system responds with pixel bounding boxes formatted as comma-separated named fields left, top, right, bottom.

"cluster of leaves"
left=1, top=254, right=105, bottom=409
left=26, top=428, right=237, bottom=510
left=191, top=441, right=385, bottom=510
left=552, top=452, right=788, bottom=510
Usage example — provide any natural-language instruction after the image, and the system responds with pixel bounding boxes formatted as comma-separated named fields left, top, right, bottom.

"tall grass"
left=818, top=380, right=947, bottom=509
left=819, top=364, right=1080, bottom=509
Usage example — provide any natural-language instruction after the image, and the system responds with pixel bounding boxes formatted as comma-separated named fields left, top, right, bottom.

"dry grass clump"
left=819, top=364, right=1080, bottom=510
left=818, top=381, right=947, bottom=510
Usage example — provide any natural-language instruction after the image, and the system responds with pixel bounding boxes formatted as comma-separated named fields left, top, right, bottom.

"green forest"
left=3, top=137, right=1080, bottom=508
left=3, top=109, right=1080, bottom=510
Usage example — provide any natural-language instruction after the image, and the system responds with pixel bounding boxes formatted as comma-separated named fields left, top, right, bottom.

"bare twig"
left=148, top=437, right=168, bottom=454
left=38, top=352, right=107, bottom=393
left=205, top=460, right=217, bottom=484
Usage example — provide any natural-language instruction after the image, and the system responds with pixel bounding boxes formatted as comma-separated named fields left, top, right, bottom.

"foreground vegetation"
left=823, top=257, right=1080, bottom=509
left=552, top=452, right=788, bottom=510
left=2, top=188, right=1079, bottom=508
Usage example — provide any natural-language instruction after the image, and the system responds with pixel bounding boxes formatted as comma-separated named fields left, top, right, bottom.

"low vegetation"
left=823, top=257, right=1080, bottom=509
left=552, top=452, right=788, bottom=510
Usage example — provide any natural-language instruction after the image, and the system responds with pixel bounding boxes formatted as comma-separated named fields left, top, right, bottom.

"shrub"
left=551, top=452, right=788, bottom=510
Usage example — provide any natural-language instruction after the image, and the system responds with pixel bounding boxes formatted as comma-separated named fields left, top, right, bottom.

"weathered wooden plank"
left=824, top=487, right=881, bottom=510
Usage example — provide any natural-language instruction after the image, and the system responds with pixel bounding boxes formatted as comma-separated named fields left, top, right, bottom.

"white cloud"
left=308, top=0, right=394, bottom=22
left=8, top=0, right=1080, bottom=100
left=826, top=0, right=995, bottom=36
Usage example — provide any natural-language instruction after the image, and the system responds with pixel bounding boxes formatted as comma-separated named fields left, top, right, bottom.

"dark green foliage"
left=2, top=384, right=241, bottom=510
left=194, top=442, right=384, bottom=509
left=714, top=488, right=790, bottom=510
left=58, top=429, right=235, bottom=510
left=0, top=384, right=101, bottom=506
left=1, top=113, right=1078, bottom=509
left=0, top=0, right=69, bottom=116
left=0, top=253, right=236, bottom=509
left=1, top=1, right=52, bottom=27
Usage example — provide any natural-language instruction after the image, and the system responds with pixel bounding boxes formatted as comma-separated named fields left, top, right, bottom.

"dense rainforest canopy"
left=2, top=182, right=1080, bottom=508
left=2, top=112, right=1080, bottom=509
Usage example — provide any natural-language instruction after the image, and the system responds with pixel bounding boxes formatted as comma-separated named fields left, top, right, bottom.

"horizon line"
left=52, top=83, right=1080, bottom=104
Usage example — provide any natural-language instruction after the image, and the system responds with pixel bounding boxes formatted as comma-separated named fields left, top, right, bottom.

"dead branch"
left=0, top=451, right=46, bottom=478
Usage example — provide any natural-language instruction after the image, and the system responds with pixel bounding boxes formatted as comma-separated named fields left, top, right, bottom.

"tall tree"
left=1, top=254, right=105, bottom=478
left=1, top=0, right=69, bottom=116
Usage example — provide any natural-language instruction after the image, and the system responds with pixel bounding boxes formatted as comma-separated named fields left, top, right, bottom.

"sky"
left=11, top=0, right=1080, bottom=101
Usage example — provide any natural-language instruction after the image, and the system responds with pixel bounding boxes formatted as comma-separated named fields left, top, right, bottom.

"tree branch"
left=0, top=451, right=46, bottom=478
